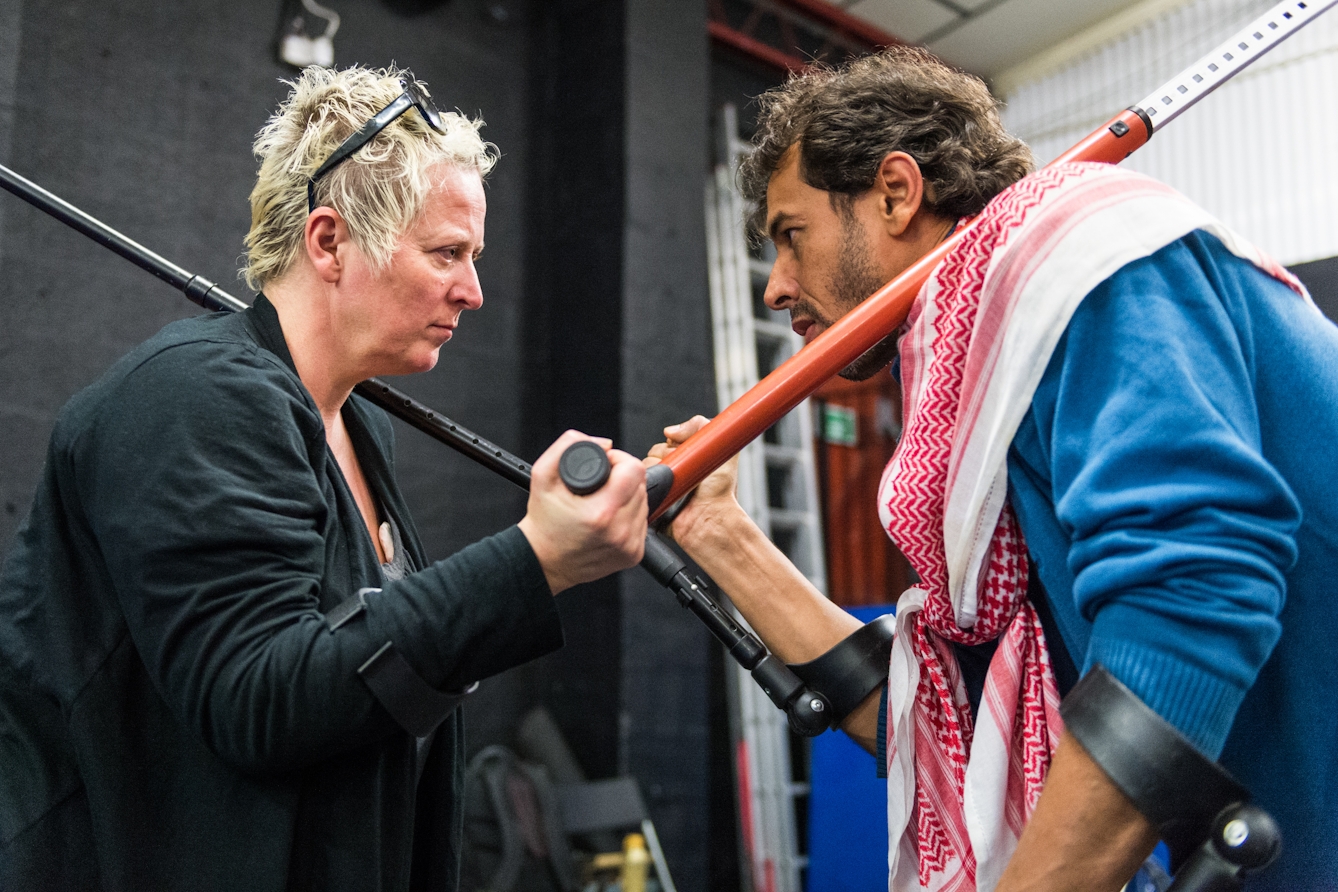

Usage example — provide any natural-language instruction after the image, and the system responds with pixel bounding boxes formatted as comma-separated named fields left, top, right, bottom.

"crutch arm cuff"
left=787, top=614, right=896, bottom=729
left=1061, top=664, right=1250, bottom=862
left=327, top=587, right=477, bottom=737
left=358, top=642, right=478, bottom=737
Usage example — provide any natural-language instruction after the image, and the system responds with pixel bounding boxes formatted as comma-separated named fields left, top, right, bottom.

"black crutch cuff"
left=327, top=587, right=478, bottom=737
left=788, top=614, right=896, bottom=729
left=1061, top=664, right=1250, bottom=863
left=358, top=641, right=478, bottom=737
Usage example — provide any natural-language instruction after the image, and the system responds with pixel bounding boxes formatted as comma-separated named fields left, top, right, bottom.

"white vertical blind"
left=1001, top=0, right=1338, bottom=265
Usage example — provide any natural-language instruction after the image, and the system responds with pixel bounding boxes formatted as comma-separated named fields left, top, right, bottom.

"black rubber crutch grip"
left=558, top=440, right=611, bottom=495
left=1166, top=803, right=1281, bottom=891
left=556, top=441, right=678, bottom=517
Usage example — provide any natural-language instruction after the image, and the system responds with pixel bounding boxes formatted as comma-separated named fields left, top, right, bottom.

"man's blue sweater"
left=1008, top=230, right=1338, bottom=888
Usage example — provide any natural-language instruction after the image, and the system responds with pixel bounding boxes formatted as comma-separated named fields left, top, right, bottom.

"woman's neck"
left=265, top=274, right=360, bottom=428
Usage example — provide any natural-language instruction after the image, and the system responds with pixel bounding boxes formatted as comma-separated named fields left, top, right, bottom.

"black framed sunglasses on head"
left=307, top=76, right=444, bottom=213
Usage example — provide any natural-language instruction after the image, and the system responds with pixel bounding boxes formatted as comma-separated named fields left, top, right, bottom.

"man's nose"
left=763, top=264, right=798, bottom=311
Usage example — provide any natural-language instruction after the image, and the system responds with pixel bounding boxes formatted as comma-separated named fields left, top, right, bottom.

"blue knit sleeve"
left=1009, top=232, right=1300, bottom=758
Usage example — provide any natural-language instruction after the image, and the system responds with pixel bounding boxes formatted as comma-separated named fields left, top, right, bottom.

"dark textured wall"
left=520, top=1, right=716, bottom=888
left=520, top=0, right=628, bottom=788
left=618, top=1, right=715, bottom=886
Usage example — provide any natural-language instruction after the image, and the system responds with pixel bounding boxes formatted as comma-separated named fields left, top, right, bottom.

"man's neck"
left=867, top=201, right=959, bottom=290
left=905, top=209, right=958, bottom=260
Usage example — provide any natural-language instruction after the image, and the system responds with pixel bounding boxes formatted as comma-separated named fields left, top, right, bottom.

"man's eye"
left=439, top=247, right=458, bottom=260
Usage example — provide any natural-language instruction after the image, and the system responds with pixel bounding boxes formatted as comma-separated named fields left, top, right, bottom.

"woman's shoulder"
left=127, top=309, right=293, bottom=381
left=56, top=310, right=320, bottom=451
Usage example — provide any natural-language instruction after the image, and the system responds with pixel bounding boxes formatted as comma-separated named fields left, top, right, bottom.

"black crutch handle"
left=558, top=442, right=833, bottom=737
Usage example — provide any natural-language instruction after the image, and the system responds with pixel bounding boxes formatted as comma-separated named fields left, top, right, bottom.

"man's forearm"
left=996, top=731, right=1159, bottom=892
left=684, top=507, right=860, bottom=662
left=679, top=504, right=881, bottom=748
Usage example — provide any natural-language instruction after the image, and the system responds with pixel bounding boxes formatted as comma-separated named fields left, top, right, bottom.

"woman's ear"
left=305, top=207, right=348, bottom=283
left=872, top=151, right=926, bottom=238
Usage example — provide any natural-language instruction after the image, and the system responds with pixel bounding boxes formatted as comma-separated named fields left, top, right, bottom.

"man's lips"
left=791, top=318, right=821, bottom=344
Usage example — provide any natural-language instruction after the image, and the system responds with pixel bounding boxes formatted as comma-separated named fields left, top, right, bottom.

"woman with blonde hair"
left=0, top=65, right=647, bottom=891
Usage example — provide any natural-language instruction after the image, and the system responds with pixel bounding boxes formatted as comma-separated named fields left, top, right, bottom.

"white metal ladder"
left=704, top=103, right=829, bottom=892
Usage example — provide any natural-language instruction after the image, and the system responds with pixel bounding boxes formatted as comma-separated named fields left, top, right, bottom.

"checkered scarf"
left=875, top=162, right=1304, bottom=891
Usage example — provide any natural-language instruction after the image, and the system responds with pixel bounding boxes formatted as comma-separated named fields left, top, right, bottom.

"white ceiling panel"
left=843, top=0, right=958, bottom=44
left=842, top=0, right=1155, bottom=78
left=931, top=0, right=1147, bottom=75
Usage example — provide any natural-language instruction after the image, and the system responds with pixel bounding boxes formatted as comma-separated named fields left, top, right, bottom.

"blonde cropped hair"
left=243, top=65, right=497, bottom=290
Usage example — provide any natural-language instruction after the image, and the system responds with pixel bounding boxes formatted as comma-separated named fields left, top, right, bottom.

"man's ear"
left=305, top=207, right=348, bottom=284
left=871, top=151, right=926, bottom=238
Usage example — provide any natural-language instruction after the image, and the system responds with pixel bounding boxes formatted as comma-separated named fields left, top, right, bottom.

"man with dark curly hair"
left=651, top=46, right=1338, bottom=890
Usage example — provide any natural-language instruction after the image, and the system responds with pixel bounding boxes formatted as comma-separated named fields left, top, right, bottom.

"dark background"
left=1290, top=255, right=1338, bottom=321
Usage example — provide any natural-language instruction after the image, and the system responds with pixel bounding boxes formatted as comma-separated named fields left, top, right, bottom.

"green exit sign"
left=822, top=404, right=858, bottom=447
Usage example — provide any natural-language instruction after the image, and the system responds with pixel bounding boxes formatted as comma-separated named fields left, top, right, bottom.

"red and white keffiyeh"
left=875, top=162, right=1304, bottom=892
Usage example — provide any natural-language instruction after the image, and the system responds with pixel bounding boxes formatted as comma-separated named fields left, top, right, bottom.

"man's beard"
left=829, top=215, right=898, bottom=381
